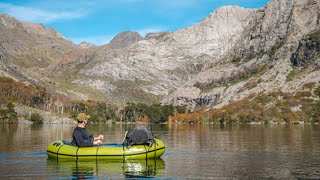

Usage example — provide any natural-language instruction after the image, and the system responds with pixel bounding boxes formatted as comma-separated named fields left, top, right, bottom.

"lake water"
left=0, top=123, right=319, bottom=179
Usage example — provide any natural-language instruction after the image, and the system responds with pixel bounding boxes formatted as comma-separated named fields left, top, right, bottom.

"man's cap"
left=77, top=113, right=90, bottom=122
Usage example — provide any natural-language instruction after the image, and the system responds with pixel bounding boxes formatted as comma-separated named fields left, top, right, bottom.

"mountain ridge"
left=0, top=0, right=319, bottom=112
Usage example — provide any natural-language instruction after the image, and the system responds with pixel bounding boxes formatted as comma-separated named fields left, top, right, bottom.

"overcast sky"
left=0, top=0, right=270, bottom=45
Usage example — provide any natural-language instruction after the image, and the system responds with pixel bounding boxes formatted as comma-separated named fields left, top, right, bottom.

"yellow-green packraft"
left=47, top=138, right=165, bottom=160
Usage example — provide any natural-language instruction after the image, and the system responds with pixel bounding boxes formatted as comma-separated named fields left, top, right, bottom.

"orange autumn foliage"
left=141, top=115, right=149, bottom=123
left=170, top=112, right=203, bottom=123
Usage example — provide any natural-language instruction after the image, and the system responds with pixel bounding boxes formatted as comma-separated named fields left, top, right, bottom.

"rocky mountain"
left=66, top=5, right=257, bottom=103
left=0, top=13, right=77, bottom=86
left=0, top=0, right=319, bottom=111
left=161, top=0, right=320, bottom=110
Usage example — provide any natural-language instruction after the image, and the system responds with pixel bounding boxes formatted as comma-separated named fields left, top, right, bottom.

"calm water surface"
left=0, top=123, right=319, bottom=179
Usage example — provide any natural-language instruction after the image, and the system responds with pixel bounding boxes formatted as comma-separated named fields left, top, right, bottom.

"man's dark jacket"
left=72, top=127, right=94, bottom=147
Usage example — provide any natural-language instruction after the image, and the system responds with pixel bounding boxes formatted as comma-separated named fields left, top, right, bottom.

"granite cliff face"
left=68, top=6, right=256, bottom=102
left=161, top=0, right=320, bottom=110
left=0, top=0, right=319, bottom=109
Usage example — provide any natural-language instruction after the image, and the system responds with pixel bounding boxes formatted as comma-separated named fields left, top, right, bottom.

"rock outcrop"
left=290, top=30, right=320, bottom=67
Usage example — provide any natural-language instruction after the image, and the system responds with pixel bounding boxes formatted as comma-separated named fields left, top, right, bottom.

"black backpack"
left=123, top=126, right=154, bottom=148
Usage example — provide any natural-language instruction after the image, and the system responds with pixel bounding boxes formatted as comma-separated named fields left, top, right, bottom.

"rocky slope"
left=0, top=13, right=82, bottom=94
left=162, top=0, right=320, bottom=111
left=66, top=6, right=257, bottom=103
left=0, top=0, right=319, bottom=110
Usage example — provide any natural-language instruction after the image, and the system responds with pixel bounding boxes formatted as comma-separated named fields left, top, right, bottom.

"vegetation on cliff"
left=170, top=84, right=320, bottom=124
left=1, top=75, right=319, bottom=124
left=0, top=76, right=177, bottom=123
left=0, top=102, right=18, bottom=123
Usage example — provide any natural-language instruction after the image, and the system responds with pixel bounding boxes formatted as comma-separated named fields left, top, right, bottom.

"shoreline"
left=1, top=120, right=319, bottom=125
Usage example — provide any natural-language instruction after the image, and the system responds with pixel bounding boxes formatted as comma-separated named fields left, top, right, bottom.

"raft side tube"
left=47, top=138, right=166, bottom=160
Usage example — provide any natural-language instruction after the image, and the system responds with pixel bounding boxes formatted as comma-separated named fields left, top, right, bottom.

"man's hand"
left=98, top=134, right=104, bottom=140
left=93, top=139, right=102, bottom=145
left=94, top=135, right=104, bottom=141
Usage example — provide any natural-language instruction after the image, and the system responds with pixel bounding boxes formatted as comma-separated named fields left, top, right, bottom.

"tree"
left=30, top=113, right=43, bottom=124
left=0, top=108, right=7, bottom=122
left=123, top=103, right=135, bottom=122
left=176, top=105, right=186, bottom=114
left=146, top=104, right=162, bottom=123
left=7, top=102, right=17, bottom=124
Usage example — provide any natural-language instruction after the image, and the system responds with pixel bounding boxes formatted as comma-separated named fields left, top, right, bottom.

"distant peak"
left=109, top=31, right=143, bottom=48
left=79, top=41, right=96, bottom=49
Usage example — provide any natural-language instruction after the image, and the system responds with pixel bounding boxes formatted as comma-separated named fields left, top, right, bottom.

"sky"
left=0, top=0, right=270, bottom=45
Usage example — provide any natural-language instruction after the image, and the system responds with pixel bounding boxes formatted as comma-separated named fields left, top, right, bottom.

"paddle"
left=122, top=131, right=128, bottom=144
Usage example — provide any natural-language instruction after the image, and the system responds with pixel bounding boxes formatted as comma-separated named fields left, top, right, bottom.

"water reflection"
left=123, top=158, right=165, bottom=178
left=1, top=123, right=320, bottom=179
left=46, top=158, right=165, bottom=179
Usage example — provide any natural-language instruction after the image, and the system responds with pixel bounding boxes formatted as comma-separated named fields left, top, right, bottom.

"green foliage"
left=172, top=89, right=320, bottom=124
left=146, top=105, right=163, bottom=123
left=2, top=74, right=318, bottom=125
left=0, top=76, right=67, bottom=112
left=121, top=102, right=175, bottom=123
left=7, top=102, right=17, bottom=123
left=0, top=102, right=18, bottom=123
left=286, top=69, right=301, bottom=82
left=162, top=105, right=174, bottom=121
left=86, top=111, right=100, bottom=123
left=0, top=77, right=119, bottom=123
left=0, top=108, right=7, bottom=120
left=31, top=95, right=45, bottom=108
left=7, top=102, right=17, bottom=116
left=146, top=104, right=174, bottom=123
left=314, top=87, right=320, bottom=98
left=122, top=102, right=148, bottom=122
left=70, top=101, right=120, bottom=123
left=30, top=113, right=43, bottom=124
left=105, top=106, right=119, bottom=122
left=176, top=105, right=186, bottom=114
left=232, top=57, right=242, bottom=65
left=295, top=91, right=312, bottom=98
left=307, top=29, right=320, bottom=41
left=270, top=41, right=282, bottom=56
left=302, top=82, right=316, bottom=90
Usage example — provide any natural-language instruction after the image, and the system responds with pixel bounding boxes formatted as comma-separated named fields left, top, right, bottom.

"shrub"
left=7, top=102, right=18, bottom=124
left=302, top=82, right=316, bottom=90
left=308, top=29, right=320, bottom=41
left=270, top=41, right=282, bottom=56
left=0, top=108, right=7, bottom=123
left=30, top=113, right=44, bottom=124
left=314, top=87, right=320, bottom=97
left=295, top=91, right=312, bottom=98
left=286, top=69, right=297, bottom=81
left=232, top=57, right=242, bottom=64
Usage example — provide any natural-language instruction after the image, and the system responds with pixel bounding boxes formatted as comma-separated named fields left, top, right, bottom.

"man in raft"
left=72, top=112, right=104, bottom=146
